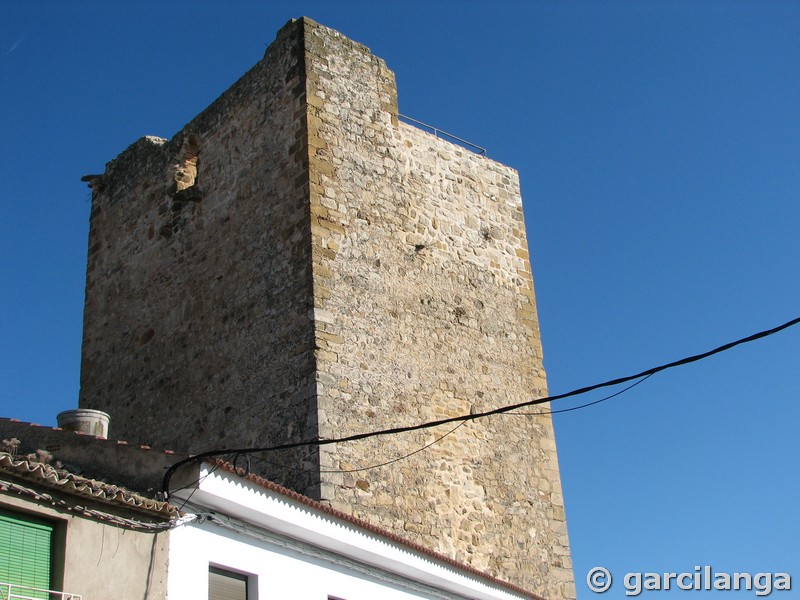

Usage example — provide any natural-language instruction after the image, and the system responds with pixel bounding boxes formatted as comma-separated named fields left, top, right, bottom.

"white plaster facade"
left=168, top=463, right=536, bottom=600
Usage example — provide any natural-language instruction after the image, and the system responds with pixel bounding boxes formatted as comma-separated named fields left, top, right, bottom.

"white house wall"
left=170, top=518, right=469, bottom=599
left=166, top=465, right=531, bottom=600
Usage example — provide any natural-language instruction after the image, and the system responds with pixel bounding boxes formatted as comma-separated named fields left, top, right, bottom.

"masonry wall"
left=79, top=20, right=320, bottom=493
left=0, top=419, right=191, bottom=495
left=79, top=17, right=574, bottom=599
left=301, top=21, right=573, bottom=599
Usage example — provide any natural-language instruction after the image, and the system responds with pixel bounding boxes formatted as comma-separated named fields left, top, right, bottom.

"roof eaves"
left=0, top=451, right=179, bottom=519
left=209, top=458, right=547, bottom=600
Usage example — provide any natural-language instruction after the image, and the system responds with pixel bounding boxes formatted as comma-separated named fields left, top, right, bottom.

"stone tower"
left=79, top=17, right=574, bottom=599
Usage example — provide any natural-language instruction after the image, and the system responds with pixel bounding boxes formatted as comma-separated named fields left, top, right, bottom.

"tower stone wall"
left=79, top=17, right=574, bottom=599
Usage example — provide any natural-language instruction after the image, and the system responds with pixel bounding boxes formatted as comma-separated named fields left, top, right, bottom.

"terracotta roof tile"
left=211, top=458, right=546, bottom=600
left=0, top=451, right=179, bottom=518
left=0, top=417, right=182, bottom=455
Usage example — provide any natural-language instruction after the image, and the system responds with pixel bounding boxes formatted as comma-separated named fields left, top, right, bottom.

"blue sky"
left=1, top=1, right=798, bottom=597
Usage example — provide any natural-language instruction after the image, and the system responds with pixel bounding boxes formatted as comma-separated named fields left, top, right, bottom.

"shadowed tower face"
left=79, top=17, right=575, bottom=599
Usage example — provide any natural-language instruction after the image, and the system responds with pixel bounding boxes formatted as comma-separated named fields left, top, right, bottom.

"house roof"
left=1, top=417, right=546, bottom=598
left=0, top=417, right=191, bottom=495
left=208, top=458, right=547, bottom=600
left=0, top=451, right=179, bottom=520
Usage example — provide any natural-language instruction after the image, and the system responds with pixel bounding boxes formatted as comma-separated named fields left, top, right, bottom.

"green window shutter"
left=0, top=510, right=53, bottom=598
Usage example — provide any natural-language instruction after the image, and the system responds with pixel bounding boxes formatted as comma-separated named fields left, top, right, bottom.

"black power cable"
left=162, top=315, right=800, bottom=497
left=194, top=375, right=649, bottom=482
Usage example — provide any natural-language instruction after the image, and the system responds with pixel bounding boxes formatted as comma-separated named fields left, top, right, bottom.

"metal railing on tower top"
left=398, top=114, right=487, bottom=156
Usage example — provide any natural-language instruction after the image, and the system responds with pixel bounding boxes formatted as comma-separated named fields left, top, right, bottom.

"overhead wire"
left=216, top=374, right=648, bottom=482
left=240, top=420, right=469, bottom=477
left=321, top=420, right=469, bottom=473
left=505, top=373, right=653, bottom=416
left=219, top=376, right=648, bottom=480
left=168, top=461, right=223, bottom=511
left=163, top=314, right=800, bottom=497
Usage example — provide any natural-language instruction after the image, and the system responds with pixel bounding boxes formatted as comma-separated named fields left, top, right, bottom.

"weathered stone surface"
left=79, top=17, right=575, bottom=599
left=80, top=19, right=320, bottom=493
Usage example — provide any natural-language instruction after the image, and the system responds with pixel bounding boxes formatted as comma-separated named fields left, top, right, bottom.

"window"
left=0, top=509, right=53, bottom=599
left=209, top=566, right=249, bottom=600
